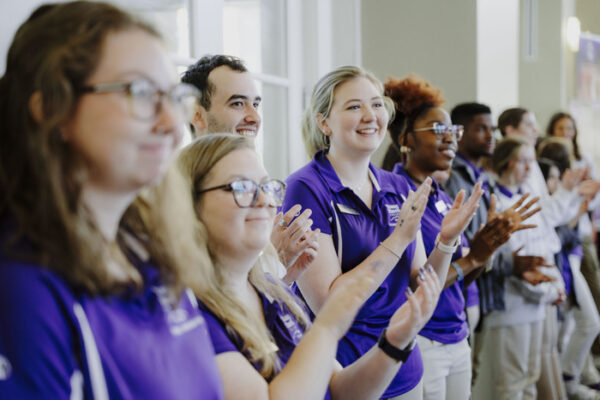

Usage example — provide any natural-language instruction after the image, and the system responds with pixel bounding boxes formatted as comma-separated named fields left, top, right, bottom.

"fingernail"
left=406, top=287, right=413, bottom=296
left=427, top=264, right=434, bottom=273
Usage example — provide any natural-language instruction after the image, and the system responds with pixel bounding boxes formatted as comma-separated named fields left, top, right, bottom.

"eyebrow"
left=342, top=96, right=382, bottom=106
left=224, top=173, right=269, bottom=182
left=227, top=94, right=262, bottom=103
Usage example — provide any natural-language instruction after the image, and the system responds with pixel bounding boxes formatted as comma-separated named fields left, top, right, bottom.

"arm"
left=296, top=180, right=432, bottom=313
left=328, top=265, right=442, bottom=400
left=214, top=268, right=383, bottom=400
left=410, top=183, right=484, bottom=289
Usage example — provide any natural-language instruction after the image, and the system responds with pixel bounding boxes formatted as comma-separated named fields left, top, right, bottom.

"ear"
left=191, top=104, right=209, bottom=135
left=28, top=91, right=44, bottom=124
left=316, top=113, right=331, bottom=136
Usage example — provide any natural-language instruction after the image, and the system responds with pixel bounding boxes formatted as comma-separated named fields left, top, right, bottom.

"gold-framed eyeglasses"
left=80, top=78, right=200, bottom=122
left=197, top=178, right=286, bottom=208
left=413, top=122, right=464, bottom=141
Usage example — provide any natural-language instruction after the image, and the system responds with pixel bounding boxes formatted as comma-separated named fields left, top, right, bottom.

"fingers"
left=512, top=245, right=524, bottom=256
left=512, top=223, right=537, bottom=232
left=279, top=204, right=302, bottom=228
left=509, top=192, right=529, bottom=210
left=451, top=189, right=466, bottom=210
left=519, top=206, right=541, bottom=222
left=487, top=194, right=498, bottom=221
left=518, top=195, right=539, bottom=213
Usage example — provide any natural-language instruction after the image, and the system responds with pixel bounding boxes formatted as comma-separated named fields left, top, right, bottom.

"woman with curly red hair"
left=383, top=74, right=540, bottom=400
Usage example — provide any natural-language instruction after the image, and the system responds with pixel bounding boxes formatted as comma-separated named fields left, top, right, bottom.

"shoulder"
left=375, top=166, right=412, bottom=197
left=197, top=300, right=239, bottom=355
left=0, top=261, right=79, bottom=397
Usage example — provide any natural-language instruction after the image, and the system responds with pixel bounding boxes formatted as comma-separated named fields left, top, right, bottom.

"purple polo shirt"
left=199, top=289, right=332, bottom=399
left=282, top=151, right=421, bottom=398
left=393, top=164, right=469, bottom=344
left=0, top=243, right=224, bottom=399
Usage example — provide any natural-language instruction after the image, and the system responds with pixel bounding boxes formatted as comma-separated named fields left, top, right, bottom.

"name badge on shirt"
left=337, top=203, right=360, bottom=215
left=385, top=204, right=401, bottom=227
left=435, top=200, right=449, bottom=216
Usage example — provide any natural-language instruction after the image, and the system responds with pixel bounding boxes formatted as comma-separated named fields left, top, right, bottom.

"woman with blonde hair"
left=0, top=2, right=222, bottom=398
left=177, top=133, right=442, bottom=400
left=282, top=65, right=483, bottom=399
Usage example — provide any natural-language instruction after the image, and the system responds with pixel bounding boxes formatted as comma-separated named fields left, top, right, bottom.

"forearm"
left=328, top=346, right=402, bottom=400
left=268, top=324, right=338, bottom=400
left=324, top=236, right=411, bottom=308
left=412, top=247, right=453, bottom=289
left=443, top=255, right=480, bottom=289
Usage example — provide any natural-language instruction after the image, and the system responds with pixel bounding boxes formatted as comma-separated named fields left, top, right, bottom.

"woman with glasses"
left=383, top=75, right=540, bottom=400
left=176, top=133, right=442, bottom=400
left=0, top=2, right=222, bottom=398
left=280, top=66, right=484, bottom=400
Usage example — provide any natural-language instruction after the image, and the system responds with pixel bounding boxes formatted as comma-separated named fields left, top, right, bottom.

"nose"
left=244, top=104, right=261, bottom=126
left=362, top=105, right=376, bottom=122
left=153, top=99, right=182, bottom=142
left=253, top=185, right=270, bottom=208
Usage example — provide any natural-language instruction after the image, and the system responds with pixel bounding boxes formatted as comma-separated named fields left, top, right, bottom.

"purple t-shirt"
left=199, top=289, right=332, bottom=399
left=0, top=248, right=223, bottom=399
left=393, top=165, right=469, bottom=344
left=282, top=151, right=421, bottom=398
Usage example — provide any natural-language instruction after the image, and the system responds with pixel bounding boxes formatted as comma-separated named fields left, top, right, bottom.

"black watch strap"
left=377, top=329, right=416, bottom=363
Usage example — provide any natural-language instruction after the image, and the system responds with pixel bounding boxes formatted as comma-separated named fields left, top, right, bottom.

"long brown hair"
left=546, top=112, right=581, bottom=161
left=0, top=2, right=172, bottom=295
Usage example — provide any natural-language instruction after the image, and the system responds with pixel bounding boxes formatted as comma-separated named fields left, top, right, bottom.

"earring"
left=400, top=146, right=412, bottom=154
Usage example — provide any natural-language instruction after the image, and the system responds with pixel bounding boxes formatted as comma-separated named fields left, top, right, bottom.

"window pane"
left=257, top=83, right=289, bottom=179
left=223, top=0, right=287, bottom=77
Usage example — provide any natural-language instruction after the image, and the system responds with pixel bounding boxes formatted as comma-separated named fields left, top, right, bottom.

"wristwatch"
left=377, top=329, right=417, bottom=363
left=435, top=233, right=460, bottom=254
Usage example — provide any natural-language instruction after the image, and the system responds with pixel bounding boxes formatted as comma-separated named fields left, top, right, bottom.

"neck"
left=326, top=147, right=371, bottom=187
left=81, top=185, right=137, bottom=241
left=404, top=158, right=434, bottom=188
left=215, top=248, right=259, bottom=293
left=497, top=174, right=519, bottom=192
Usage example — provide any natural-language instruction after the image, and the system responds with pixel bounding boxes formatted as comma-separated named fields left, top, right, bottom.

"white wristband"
left=451, top=262, right=465, bottom=281
left=435, top=233, right=460, bottom=254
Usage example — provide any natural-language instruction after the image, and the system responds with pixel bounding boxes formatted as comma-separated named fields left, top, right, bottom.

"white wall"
left=477, top=0, right=519, bottom=119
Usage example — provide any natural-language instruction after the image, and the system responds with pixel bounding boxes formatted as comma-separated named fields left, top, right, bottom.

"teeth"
left=357, top=128, right=377, bottom=134
left=237, top=130, right=257, bottom=137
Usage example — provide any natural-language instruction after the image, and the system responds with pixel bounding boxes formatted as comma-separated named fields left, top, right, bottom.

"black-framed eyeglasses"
left=413, top=122, right=464, bottom=141
left=197, top=178, right=286, bottom=208
left=80, top=78, right=200, bottom=122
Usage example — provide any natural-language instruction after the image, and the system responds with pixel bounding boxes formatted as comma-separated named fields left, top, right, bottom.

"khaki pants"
left=536, top=306, right=566, bottom=400
left=472, top=320, right=543, bottom=400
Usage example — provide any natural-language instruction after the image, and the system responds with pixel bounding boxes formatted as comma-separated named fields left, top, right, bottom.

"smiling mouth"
left=236, top=128, right=257, bottom=137
left=356, top=128, right=378, bottom=135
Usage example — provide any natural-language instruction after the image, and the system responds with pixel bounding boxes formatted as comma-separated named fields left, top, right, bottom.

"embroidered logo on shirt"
left=385, top=204, right=401, bottom=226
left=153, top=286, right=205, bottom=336
left=280, top=313, right=303, bottom=343
left=0, top=355, right=12, bottom=380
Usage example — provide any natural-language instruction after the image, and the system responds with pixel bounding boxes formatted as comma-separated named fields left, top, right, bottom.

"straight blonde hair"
left=177, top=133, right=310, bottom=380
left=302, top=65, right=394, bottom=157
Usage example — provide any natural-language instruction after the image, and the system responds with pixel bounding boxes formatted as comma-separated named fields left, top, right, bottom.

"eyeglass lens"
left=231, top=179, right=285, bottom=207
left=128, top=80, right=198, bottom=122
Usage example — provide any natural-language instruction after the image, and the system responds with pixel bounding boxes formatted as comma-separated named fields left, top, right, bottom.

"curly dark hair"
left=381, top=74, right=445, bottom=170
